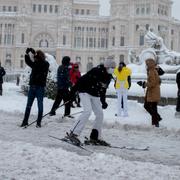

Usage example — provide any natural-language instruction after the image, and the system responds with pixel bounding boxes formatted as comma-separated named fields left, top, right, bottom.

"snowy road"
left=1, top=110, right=180, bottom=167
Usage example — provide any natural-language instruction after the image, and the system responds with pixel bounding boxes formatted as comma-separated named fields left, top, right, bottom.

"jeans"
left=23, top=86, right=45, bottom=124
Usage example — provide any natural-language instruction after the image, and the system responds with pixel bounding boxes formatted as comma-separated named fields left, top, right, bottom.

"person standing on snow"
left=69, top=63, right=81, bottom=107
left=175, top=70, right=180, bottom=117
left=113, top=62, right=132, bottom=117
left=49, top=56, right=73, bottom=118
left=138, top=58, right=162, bottom=127
left=66, top=57, right=116, bottom=145
left=21, top=48, right=49, bottom=128
left=0, top=62, right=6, bottom=96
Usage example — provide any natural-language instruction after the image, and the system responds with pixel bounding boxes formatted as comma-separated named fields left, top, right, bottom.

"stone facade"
left=0, top=0, right=179, bottom=72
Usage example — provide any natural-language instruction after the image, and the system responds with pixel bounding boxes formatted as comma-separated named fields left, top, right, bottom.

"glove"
left=29, top=48, right=36, bottom=55
left=102, top=102, right=108, bottom=109
left=26, top=48, right=31, bottom=54
left=137, top=81, right=146, bottom=88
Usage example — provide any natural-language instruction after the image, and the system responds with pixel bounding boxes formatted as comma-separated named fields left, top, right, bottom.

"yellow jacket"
left=114, top=66, right=132, bottom=89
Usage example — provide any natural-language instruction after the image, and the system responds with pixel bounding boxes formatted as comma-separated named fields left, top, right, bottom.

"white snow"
left=0, top=82, right=180, bottom=180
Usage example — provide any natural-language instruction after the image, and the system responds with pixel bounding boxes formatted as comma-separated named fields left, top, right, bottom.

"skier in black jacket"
left=21, top=48, right=49, bottom=128
left=0, top=62, right=6, bottom=95
left=66, top=57, right=116, bottom=145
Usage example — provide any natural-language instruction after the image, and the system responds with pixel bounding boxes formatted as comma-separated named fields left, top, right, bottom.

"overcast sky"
left=99, top=0, right=180, bottom=20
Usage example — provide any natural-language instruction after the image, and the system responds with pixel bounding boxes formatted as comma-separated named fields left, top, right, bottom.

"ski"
left=48, top=135, right=93, bottom=153
left=109, top=145, right=149, bottom=151
left=84, top=137, right=149, bottom=151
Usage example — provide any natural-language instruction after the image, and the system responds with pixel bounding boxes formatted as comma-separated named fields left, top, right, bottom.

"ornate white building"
left=0, top=0, right=180, bottom=72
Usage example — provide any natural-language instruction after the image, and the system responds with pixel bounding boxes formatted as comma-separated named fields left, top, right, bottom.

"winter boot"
left=36, top=121, right=41, bottom=128
left=90, top=129, right=99, bottom=141
left=90, top=129, right=110, bottom=146
left=49, top=111, right=56, bottom=116
left=20, top=121, right=28, bottom=127
left=66, top=132, right=81, bottom=146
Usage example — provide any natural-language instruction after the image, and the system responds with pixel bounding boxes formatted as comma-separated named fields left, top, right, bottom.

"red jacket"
left=70, top=64, right=81, bottom=86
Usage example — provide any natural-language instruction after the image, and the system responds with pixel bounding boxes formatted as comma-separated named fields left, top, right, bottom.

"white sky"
left=99, top=0, right=180, bottom=20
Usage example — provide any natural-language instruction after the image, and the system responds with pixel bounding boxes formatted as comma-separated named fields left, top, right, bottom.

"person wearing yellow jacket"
left=114, top=62, right=132, bottom=117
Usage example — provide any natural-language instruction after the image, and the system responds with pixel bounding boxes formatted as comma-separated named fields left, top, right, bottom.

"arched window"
left=136, top=8, right=140, bottom=15
left=112, top=37, right=115, bottom=46
left=119, top=55, right=124, bottom=62
left=87, top=57, right=93, bottom=71
left=141, top=8, right=145, bottom=14
left=21, top=33, right=25, bottom=44
left=139, top=35, right=144, bottom=46
left=39, top=39, right=48, bottom=47
left=63, top=35, right=66, bottom=45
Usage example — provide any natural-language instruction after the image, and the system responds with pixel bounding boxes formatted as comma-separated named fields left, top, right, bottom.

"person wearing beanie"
left=49, top=56, right=73, bottom=118
left=114, top=62, right=132, bottom=117
left=64, top=58, right=116, bottom=146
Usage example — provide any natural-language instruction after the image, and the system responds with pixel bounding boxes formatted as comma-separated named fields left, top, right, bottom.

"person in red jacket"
left=70, top=63, right=81, bottom=107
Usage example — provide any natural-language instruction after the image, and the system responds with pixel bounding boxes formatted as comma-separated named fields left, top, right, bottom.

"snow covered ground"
left=0, top=82, right=180, bottom=180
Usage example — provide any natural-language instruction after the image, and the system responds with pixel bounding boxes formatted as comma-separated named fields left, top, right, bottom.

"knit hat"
left=104, top=57, right=116, bottom=68
left=62, top=56, right=71, bottom=66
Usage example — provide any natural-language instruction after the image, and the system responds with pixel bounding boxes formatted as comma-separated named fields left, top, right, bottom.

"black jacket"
left=25, top=54, right=49, bottom=87
left=176, top=71, right=180, bottom=89
left=0, top=66, right=6, bottom=84
left=72, top=65, right=112, bottom=104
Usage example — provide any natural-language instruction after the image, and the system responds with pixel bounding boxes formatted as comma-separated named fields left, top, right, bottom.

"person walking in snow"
left=0, top=62, right=6, bottom=96
left=21, top=48, right=49, bottom=128
left=66, top=57, right=116, bottom=145
left=141, top=58, right=162, bottom=127
left=113, top=62, right=132, bottom=117
left=49, top=56, right=73, bottom=118
left=69, top=63, right=81, bottom=107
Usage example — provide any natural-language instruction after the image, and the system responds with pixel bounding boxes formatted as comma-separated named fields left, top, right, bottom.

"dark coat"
left=72, top=65, right=112, bottom=104
left=0, top=66, right=6, bottom=84
left=25, top=54, right=49, bottom=87
left=176, top=71, right=180, bottom=89
left=57, top=65, right=71, bottom=90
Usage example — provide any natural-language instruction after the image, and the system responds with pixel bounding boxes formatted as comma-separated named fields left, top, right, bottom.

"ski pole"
left=23, top=100, right=70, bottom=128
left=42, top=100, right=70, bottom=118
left=63, top=110, right=83, bottom=118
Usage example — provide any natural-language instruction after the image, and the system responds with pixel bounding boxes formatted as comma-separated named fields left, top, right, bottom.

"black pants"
left=75, top=92, right=80, bottom=105
left=144, top=101, right=161, bottom=126
left=50, top=88, right=71, bottom=116
left=176, top=90, right=180, bottom=112
left=0, top=83, right=2, bottom=95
